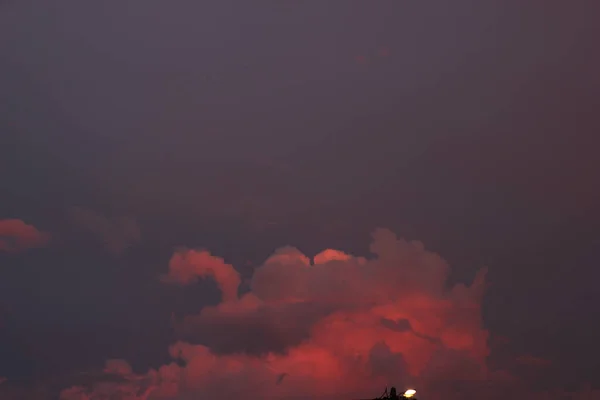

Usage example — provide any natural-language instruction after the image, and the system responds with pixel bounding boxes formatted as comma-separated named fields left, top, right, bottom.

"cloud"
left=69, top=207, right=141, bottom=255
left=0, top=219, right=50, bottom=252
left=104, top=359, right=134, bottom=377
left=58, top=228, right=562, bottom=399
left=178, top=298, right=338, bottom=356
left=161, top=249, right=241, bottom=303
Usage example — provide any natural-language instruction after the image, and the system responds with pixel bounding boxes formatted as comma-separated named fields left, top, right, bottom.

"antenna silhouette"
left=353, top=387, right=418, bottom=400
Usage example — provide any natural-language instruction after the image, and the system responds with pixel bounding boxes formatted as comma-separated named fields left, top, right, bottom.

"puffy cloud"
left=178, top=297, right=337, bottom=355
left=69, top=207, right=141, bottom=255
left=59, top=360, right=161, bottom=400
left=161, top=249, right=241, bottom=303
left=0, top=218, right=50, bottom=252
left=59, top=228, right=536, bottom=399
left=104, top=359, right=134, bottom=376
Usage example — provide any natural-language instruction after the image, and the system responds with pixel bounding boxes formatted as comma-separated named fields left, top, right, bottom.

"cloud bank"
left=58, top=229, right=563, bottom=399
left=0, top=219, right=49, bottom=252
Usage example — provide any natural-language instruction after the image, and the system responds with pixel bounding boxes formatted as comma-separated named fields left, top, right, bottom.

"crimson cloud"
left=58, top=229, right=572, bottom=399
left=161, top=249, right=241, bottom=303
left=0, top=219, right=50, bottom=252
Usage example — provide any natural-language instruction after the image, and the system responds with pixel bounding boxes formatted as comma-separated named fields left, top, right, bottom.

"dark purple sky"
left=1, top=1, right=599, bottom=398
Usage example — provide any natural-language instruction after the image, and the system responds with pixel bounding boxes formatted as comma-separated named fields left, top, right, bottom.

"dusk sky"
left=1, top=2, right=600, bottom=399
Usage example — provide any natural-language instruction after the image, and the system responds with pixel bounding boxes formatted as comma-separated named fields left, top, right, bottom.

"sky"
left=1, top=1, right=600, bottom=399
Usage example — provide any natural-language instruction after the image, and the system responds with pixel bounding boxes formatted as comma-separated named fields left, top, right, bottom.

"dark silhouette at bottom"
left=362, top=386, right=418, bottom=400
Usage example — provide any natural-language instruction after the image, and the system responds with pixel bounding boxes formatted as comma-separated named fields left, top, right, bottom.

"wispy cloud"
left=0, top=219, right=49, bottom=252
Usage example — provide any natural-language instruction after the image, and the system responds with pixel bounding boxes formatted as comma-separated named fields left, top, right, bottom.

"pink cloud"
left=0, top=219, right=50, bottom=252
left=58, top=228, right=559, bottom=399
left=161, top=249, right=241, bottom=303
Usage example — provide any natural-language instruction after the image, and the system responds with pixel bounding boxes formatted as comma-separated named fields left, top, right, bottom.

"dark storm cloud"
left=380, top=318, right=412, bottom=333
left=178, top=301, right=337, bottom=356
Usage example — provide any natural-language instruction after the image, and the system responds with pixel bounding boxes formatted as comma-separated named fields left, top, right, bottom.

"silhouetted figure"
left=389, top=387, right=398, bottom=400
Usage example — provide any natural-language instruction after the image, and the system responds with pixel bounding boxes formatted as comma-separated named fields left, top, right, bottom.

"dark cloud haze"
left=1, top=1, right=600, bottom=399
left=69, top=207, right=141, bottom=255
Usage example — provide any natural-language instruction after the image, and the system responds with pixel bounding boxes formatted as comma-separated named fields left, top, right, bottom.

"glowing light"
left=404, top=389, right=417, bottom=398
